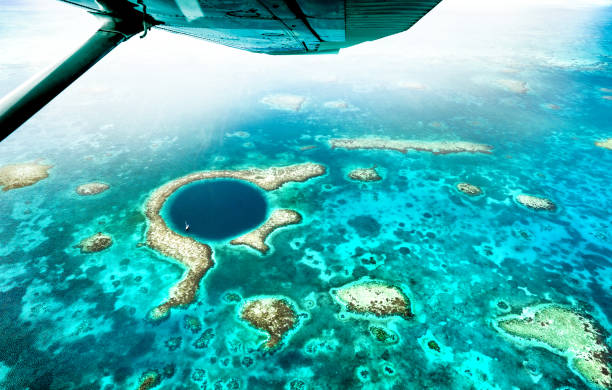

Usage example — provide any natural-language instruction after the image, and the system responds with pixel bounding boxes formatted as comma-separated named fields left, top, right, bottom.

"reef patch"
left=230, top=209, right=302, bottom=254
left=76, top=182, right=109, bottom=195
left=330, top=138, right=492, bottom=155
left=239, top=296, right=299, bottom=349
left=332, top=279, right=413, bottom=318
left=261, top=94, right=306, bottom=111
left=75, top=232, right=113, bottom=253
left=456, top=182, right=483, bottom=196
left=497, top=79, right=528, bottom=94
left=348, top=166, right=382, bottom=182
left=0, top=161, right=52, bottom=191
left=516, top=194, right=556, bottom=211
left=495, top=305, right=611, bottom=389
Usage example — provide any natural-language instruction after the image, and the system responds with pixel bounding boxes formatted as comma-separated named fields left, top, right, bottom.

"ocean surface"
left=0, top=0, right=611, bottom=389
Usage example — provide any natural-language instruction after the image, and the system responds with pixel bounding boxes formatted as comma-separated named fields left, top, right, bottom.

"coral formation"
left=76, top=182, right=109, bottom=195
left=193, top=328, right=215, bottom=349
left=332, top=280, right=413, bottom=318
left=230, top=209, right=302, bottom=254
left=184, top=315, right=202, bottom=333
left=75, top=232, right=112, bottom=253
left=456, top=182, right=482, bottom=196
left=239, top=297, right=298, bottom=349
left=144, top=163, right=325, bottom=319
left=427, top=340, right=441, bottom=352
left=595, top=139, right=612, bottom=150
left=260, top=94, right=306, bottom=111
left=348, top=166, right=382, bottom=182
left=496, top=305, right=612, bottom=389
left=136, top=369, right=161, bottom=390
left=330, top=138, right=492, bottom=155
left=369, top=326, right=399, bottom=344
left=0, top=162, right=52, bottom=191
left=516, top=194, right=556, bottom=211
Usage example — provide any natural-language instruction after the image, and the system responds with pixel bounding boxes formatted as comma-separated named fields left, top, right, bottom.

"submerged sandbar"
left=145, top=163, right=325, bottom=319
left=330, top=138, right=492, bottom=155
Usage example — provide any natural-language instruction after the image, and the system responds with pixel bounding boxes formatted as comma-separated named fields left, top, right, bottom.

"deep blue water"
left=165, top=179, right=268, bottom=241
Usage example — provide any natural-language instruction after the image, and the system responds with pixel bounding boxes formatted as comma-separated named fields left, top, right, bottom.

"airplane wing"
left=61, top=0, right=442, bottom=54
left=0, top=0, right=443, bottom=140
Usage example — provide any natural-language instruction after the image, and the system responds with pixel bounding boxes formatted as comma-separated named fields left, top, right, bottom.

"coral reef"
left=332, top=280, right=413, bottom=318
left=184, top=315, right=202, bottom=333
left=239, top=297, right=298, bottom=349
left=76, top=182, right=109, bottom=195
left=0, top=162, right=52, bottom=191
left=75, top=232, right=112, bottom=253
left=144, top=163, right=325, bottom=319
left=260, top=94, right=306, bottom=111
left=230, top=209, right=302, bottom=254
left=595, top=139, right=612, bottom=150
left=516, top=194, right=556, bottom=211
left=496, top=305, right=612, bottom=389
left=456, top=182, right=482, bottom=196
left=136, top=369, right=161, bottom=390
left=164, top=337, right=182, bottom=351
left=369, top=326, right=399, bottom=344
left=193, top=328, right=215, bottom=349
left=348, top=166, right=382, bottom=182
left=330, top=138, right=492, bottom=155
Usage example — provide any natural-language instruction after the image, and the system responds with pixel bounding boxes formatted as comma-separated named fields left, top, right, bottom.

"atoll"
left=260, top=94, right=306, bottom=112
left=516, top=194, right=556, bottom=211
left=0, top=162, right=52, bottom=191
left=75, top=232, right=113, bottom=253
left=496, top=305, right=611, bottom=389
left=330, top=138, right=492, bottom=155
left=456, top=182, right=483, bottom=196
left=230, top=209, right=302, bottom=254
left=332, top=280, right=413, bottom=318
left=239, top=297, right=298, bottom=349
left=76, top=182, right=109, bottom=195
left=595, top=139, right=612, bottom=150
left=144, top=163, right=325, bottom=319
left=348, top=166, right=382, bottom=182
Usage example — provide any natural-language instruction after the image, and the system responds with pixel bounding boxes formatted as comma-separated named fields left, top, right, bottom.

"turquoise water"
left=165, top=180, right=268, bottom=241
left=1, top=1, right=612, bottom=389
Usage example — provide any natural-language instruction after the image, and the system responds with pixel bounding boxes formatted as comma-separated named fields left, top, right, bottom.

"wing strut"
left=0, top=15, right=144, bottom=142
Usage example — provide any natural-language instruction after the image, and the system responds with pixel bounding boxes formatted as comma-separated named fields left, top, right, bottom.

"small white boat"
left=185, top=221, right=190, bottom=231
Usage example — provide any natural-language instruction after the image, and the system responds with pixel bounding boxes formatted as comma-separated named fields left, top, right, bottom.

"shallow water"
left=0, top=0, right=611, bottom=389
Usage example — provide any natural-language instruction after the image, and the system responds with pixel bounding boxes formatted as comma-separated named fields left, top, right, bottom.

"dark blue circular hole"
left=165, top=179, right=268, bottom=241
